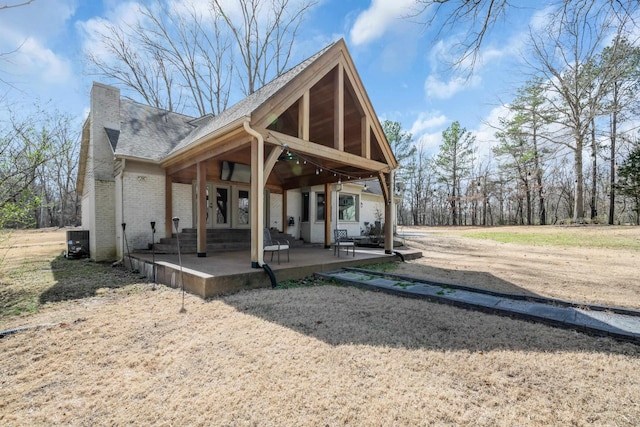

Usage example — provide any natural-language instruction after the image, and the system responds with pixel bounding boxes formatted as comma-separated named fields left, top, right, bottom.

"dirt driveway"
left=395, top=226, right=640, bottom=309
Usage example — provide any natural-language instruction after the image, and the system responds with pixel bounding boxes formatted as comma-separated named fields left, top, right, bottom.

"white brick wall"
left=269, top=193, right=283, bottom=230
left=90, top=83, right=118, bottom=181
left=172, top=183, right=193, bottom=230
left=84, top=82, right=120, bottom=261
left=286, top=190, right=301, bottom=240
left=93, top=179, right=116, bottom=260
left=122, top=170, right=166, bottom=251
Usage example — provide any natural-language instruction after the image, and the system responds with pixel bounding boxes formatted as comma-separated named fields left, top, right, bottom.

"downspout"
left=243, top=120, right=277, bottom=288
left=120, top=158, right=126, bottom=263
left=243, top=120, right=265, bottom=267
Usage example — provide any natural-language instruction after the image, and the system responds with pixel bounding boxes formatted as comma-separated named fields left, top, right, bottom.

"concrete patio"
left=126, top=244, right=422, bottom=298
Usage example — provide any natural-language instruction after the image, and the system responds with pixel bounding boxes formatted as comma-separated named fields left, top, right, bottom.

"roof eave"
left=114, top=154, right=162, bottom=164
left=161, top=115, right=250, bottom=167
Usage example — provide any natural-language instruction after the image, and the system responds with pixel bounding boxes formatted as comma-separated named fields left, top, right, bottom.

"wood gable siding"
left=251, top=39, right=397, bottom=185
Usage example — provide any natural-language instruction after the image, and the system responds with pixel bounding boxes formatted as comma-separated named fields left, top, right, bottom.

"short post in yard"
left=150, top=221, right=156, bottom=284
left=172, top=217, right=186, bottom=313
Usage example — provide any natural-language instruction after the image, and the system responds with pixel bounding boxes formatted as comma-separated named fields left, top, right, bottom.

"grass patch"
left=275, top=275, right=334, bottom=289
left=1, top=255, right=142, bottom=322
left=362, top=262, right=399, bottom=272
left=393, top=281, right=413, bottom=289
left=461, top=229, right=640, bottom=249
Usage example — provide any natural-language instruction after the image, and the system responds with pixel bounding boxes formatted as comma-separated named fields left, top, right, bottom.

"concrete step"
left=153, top=228, right=303, bottom=254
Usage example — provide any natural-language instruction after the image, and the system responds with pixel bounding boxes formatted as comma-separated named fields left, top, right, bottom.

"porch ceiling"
left=168, top=139, right=380, bottom=192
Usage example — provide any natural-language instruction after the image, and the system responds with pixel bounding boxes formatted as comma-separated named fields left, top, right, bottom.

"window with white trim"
left=338, top=194, right=357, bottom=221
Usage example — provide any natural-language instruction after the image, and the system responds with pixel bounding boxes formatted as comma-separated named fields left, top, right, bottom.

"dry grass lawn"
left=1, top=227, right=640, bottom=426
left=395, top=225, right=640, bottom=309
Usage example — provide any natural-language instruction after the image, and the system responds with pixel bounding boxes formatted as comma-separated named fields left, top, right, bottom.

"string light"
left=267, top=131, right=392, bottom=180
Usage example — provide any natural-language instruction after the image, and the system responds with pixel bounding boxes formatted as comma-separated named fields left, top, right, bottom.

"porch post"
left=197, top=161, right=207, bottom=257
left=282, top=191, right=288, bottom=234
left=165, top=174, right=172, bottom=238
left=384, top=169, right=395, bottom=254
left=250, top=133, right=265, bottom=267
left=334, top=63, right=344, bottom=151
left=324, top=182, right=332, bottom=248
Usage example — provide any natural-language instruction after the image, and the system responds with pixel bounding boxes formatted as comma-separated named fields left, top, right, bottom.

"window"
left=215, top=187, right=228, bottom=225
left=238, top=190, right=249, bottom=225
left=316, top=193, right=325, bottom=221
left=302, top=192, right=310, bottom=222
left=339, top=194, right=357, bottom=221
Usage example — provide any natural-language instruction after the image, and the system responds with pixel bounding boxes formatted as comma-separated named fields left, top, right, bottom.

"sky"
left=0, top=0, right=547, bottom=158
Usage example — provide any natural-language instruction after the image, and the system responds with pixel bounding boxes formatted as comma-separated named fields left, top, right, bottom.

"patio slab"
left=126, top=245, right=422, bottom=298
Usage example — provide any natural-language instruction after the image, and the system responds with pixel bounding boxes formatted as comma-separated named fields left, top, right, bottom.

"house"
left=77, top=39, right=399, bottom=266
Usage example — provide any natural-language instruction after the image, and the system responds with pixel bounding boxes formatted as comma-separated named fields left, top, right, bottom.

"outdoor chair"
left=263, top=228, right=290, bottom=264
left=333, top=229, right=355, bottom=257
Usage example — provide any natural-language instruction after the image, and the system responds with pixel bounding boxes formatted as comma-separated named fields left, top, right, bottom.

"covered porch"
left=127, top=245, right=422, bottom=298
left=159, top=39, right=399, bottom=269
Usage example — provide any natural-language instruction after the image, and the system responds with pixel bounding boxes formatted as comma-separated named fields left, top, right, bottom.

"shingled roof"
left=112, top=99, right=195, bottom=162
left=112, top=40, right=337, bottom=163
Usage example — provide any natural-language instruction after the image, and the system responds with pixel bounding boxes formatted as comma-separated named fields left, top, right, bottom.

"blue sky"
left=0, top=0, right=546, bottom=156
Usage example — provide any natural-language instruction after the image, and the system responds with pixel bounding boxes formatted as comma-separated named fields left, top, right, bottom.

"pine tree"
left=435, top=121, right=475, bottom=225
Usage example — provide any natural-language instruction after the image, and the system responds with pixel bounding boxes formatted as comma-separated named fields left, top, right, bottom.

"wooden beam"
left=264, top=145, right=283, bottom=179
left=264, top=130, right=390, bottom=173
left=384, top=169, right=395, bottom=254
left=196, top=162, right=207, bottom=257
left=282, top=190, right=288, bottom=234
left=334, top=63, right=344, bottom=151
left=252, top=48, right=343, bottom=128
left=164, top=136, right=249, bottom=176
left=378, top=171, right=390, bottom=203
left=165, top=174, right=173, bottom=238
left=298, top=90, right=310, bottom=140
left=250, top=133, right=265, bottom=267
left=340, top=48, right=398, bottom=169
left=361, top=116, right=370, bottom=159
left=324, top=182, right=332, bottom=248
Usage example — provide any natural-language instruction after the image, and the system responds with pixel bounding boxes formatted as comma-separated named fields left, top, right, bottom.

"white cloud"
left=470, top=104, right=511, bottom=161
left=77, top=2, right=144, bottom=64
left=424, top=74, right=481, bottom=99
left=18, top=38, right=72, bottom=83
left=415, top=131, right=443, bottom=154
left=0, top=0, right=75, bottom=86
left=349, top=0, right=417, bottom=46
left=410, top=111, right=448, bottom=136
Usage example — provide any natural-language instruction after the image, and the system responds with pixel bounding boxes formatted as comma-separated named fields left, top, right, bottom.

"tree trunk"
left=532, top=128, right=546, bottom=225
left=590, top=119, right=598, bottom=220
left=609, top=84, right=618, bottom=225
left=574, top=137, right=585, bottom=222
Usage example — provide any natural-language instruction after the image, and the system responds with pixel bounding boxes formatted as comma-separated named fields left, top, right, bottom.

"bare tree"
left=0, top=0, right=35, bottom=11
left=1, top=0, right=37, bottom=89
left=87, top=0, right=316, bottom=113
left=525, top=1, right=638, bottom=222
left=86, top=0, right=236, bottom=115
left=212, top=0, right=317, bottom=95
left=413, top=0, right=639, bottom=74
left=413, top=0, right=510, bottom=72
left=596, top=36, right=640, bottom=224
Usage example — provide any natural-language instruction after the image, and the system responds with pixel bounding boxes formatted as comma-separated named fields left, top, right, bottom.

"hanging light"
left=316, top=168, right=319, bottom=175
left=363, top=183, right=368, bottom=191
